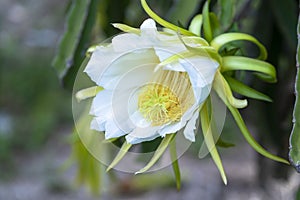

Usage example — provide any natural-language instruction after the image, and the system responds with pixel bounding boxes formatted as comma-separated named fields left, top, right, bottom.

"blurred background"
left=0, top=0, right=299, bottom=199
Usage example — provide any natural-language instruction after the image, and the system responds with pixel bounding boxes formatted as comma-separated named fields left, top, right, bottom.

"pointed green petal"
left=106, top=141, right=132, bottom=172
left=141, top=0, right=195, bottom=36
left=221, top=56, right=277, bottom=83
left=189, top=14, right=203, bottom=36
left=170, top=138, right=181, bottom=190
left=135, top=134, right=175, bottom=174
left=210, top=33, right=268, bottom=60
left=200, top=99, right=227, bottom=185
left=224, top=75, right=273, bottom=102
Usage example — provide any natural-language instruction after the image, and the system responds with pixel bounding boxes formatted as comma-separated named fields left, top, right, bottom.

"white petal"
left=125, top=126, right=160, bottom=144
left=183, top=110, right=199, bottom=142
left=179, top=57, right=218, bottom=104
left=140, top=18, right=157, bottom=36
left=90, top=90, right=112, bottom=117
left=104, top=118, right=126, bottom=139
left=158, top=122, right=184, bottom=137
left=98, top=49, right=159, bottom=90
left=90, top=118, right=104, bottom=131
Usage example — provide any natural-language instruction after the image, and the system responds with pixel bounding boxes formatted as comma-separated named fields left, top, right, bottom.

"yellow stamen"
left=138, top=70, right=195, bottom=126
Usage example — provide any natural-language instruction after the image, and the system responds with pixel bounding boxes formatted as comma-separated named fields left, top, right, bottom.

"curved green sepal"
left=213, top=71, right=248, bottom=109
left=106, top=141, right=132, bottom=172
left=170, top=138, right=181, bottom=190
left=221, top=56, right=277, bottom=83
left=227, top=104, right=289, bottom=165
left=224, top=75, right=273, bottom=102
left=135, top=134, right=175, bottom=174
left=112, top=23, right=141, bottom=34
left=75, top=86, right=103, bottom=102
left=141, top=0, right=195, bottom=36
left=210, top=33, right=268, bottom=60
left=200, top=99, right=227, bottom=185
left=189, top=14, right=203, bottom=36
left=213, top=78, right=290, bottom=165
left=202, top=0, right=213, bottom=42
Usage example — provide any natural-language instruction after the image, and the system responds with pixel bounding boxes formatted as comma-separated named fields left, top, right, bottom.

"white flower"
left=84, top=19, right=219, bottom=144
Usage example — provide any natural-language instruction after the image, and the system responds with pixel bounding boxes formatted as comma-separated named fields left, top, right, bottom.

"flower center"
left=138, top=70, right=195, bottom=126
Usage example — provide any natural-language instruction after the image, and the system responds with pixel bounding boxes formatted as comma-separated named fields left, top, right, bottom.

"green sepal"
left=213, top=73, right=289, bottom=165
left=141, top=0, right=195, bottom=36
left=189, top=14, right=203, bottom=36
left=213, top=70, right=248, bottom=109
left=112, top=23, right=141, bottom=34
left=169, top=138, right=181, bottom=190
left=135, top=134, right=175, bottom=174
left=106, top=141, right=132, bottom=172
left=202, top=0, right=213, bottom=42
left=210, top=33, right=268, bottom=60
left=224, top=75, right=273, bottom=102
left=221, top=56, right=277, bottom=83
left=75, top=86, right=103, bottom=102
left=200, top=99, right=227, bottom=185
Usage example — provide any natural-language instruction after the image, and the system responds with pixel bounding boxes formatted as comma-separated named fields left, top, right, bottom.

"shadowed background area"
left=0, top=0, right=299, bottom=199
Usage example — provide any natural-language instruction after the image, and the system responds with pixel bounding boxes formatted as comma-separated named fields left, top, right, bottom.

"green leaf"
left=106, top=141, right=132, bottom=172
left=167, top=0, right=202, bottom=28
left=210, top=33, right=268, bottom=60
left=135, top=134, right=175, bottom=174
left=141, top=0, right=195, bottom=36
left=213, top=73, right=289, bottom=165
left=221, top=56, right=277, bottom=83
left=289, top=12, right=300, bottom=173
left=224, top=75, right=273, bottom=102
left=169, top=138, right=181, bottom=190
left=200, top=99, right=227, bottom=185
left=52, top=0, right=91, bottom=79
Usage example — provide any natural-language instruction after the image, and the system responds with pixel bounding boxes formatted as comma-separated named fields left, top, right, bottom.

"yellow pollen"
left=138, top=70, right=195, bottom=126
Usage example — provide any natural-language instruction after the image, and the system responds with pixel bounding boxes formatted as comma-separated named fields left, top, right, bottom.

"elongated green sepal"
left=221, top=56, right=277, bottom=83
left=75, top=86, right=103, bottom=102
left=210, top=33, right=268, bottom=60
left=170, top=138, right=181, bottom=190
left=200, top=99, right=227, bottom=185
left=213, top=71, right=248, bottom=108
left=189, top=14, right=203, bottom=36
left=106, top=141, right=132, bottom=172
left=202, top=0, right=213, bottom=42
left=141, top=0, right=195, bottom=36
left=112, top=23, right=141, bottom=34
left=135, top=134, right=175, bottom=174
left=213, top=76, right=289, bottom=165
left=224, top=75, right=272, bottom=102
